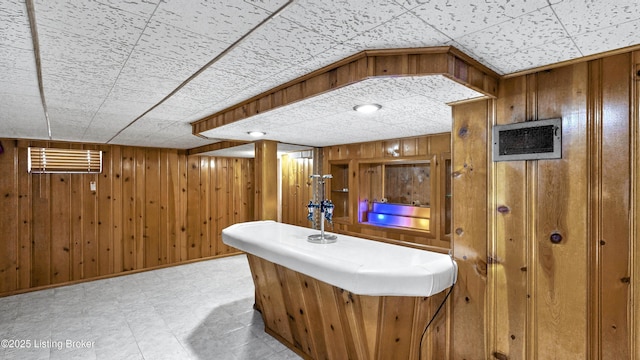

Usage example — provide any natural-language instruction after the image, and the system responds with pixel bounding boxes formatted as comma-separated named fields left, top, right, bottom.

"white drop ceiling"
left=1, top=0, right=639, bottom=152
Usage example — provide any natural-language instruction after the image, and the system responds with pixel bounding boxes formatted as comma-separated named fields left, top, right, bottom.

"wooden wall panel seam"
left=587, top=58, right=604, bottom=360
left=632, top=50, right=640, bottom=360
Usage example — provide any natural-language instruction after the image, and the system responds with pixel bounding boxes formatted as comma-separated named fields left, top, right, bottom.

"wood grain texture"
left=452, top=50, right=636, bottom=359
left=248, top=254, right=449, bottom=360
left=280, top=154, right=313, bottom=228
left=254, top=140, right=278, bottom=221
left=450, top=99, right=490, bottom=360
left=0, top=139, right=252, bottom=297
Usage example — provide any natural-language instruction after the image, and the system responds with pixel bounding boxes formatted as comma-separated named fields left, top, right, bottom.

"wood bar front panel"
left=0, top=140, right=253, bottom=296
left=246, top=254, right=449, bottom=360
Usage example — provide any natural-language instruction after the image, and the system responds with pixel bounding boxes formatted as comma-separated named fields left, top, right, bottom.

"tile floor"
left=0, top=254, right=301, bottom=360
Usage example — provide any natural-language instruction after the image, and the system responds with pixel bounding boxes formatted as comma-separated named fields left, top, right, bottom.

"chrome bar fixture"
left=306, top=174, right=337, bottom=243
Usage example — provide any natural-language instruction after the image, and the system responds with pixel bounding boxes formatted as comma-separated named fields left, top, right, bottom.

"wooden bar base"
left=246, top=254, right=449, bottom=360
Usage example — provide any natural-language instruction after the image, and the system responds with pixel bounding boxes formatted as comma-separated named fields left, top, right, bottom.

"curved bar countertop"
left=222, top=220, right=457, bottom=297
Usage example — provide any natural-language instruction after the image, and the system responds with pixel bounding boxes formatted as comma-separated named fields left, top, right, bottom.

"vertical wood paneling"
left=248, top=254, right=443, bottom=360
left=111, top=146, right=123, bottom=272
left=31, top=173, right=51, bottom=287
left=492, top=75, right=528, bottom=359
left=159, top=151, right=169, bottom=265
left=0, top=140, right=18, bottom=293
left=450, top=100, right=489, bottom=360
left=595, top=53, right=631, bottom=359
left=50, top=173, right=70, bottom=284
left=121, top=147, right=135, bottom=271
left=98, top=149, right=113, bottom=276
left=17, top=145, right=31, bottom=290
left=144, top=149, right=160, bottom=268
left=82, top=171, right=98, bottom=279
left=178, top=153, right=188, bottom=262
left=216, top=157, right=231, bottom=254
left=376, top=296, right=416, bottom=359
left=69, top=145, right=84, bottom=280
left=633, top=50, right=640, bottom=360
left=199, top=157, right=210, bottom=258
left=281, top=154, right=313, bottom=228
left=254, top=140, right=278, bottom=221
left=453, top=51, right=636, bottom=359
left=534, top=64, right=589, bottom=359
left=186, top=155, right=201, bottom=260
left=0, top=140, right=251, bottom=297
left=210, top=158, right=221, bottom=256
left=134, top=148, right=145, bottom=270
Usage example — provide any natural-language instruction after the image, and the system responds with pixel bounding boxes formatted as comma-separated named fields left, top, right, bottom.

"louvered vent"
left=28, top=147, right=102, bottom=174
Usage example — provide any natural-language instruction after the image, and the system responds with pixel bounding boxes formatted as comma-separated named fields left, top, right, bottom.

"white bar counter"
left=222, top=220, right=457, bottom=297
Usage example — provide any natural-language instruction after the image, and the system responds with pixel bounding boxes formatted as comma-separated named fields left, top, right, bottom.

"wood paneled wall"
left=0, top=139, right=252, bottom=296
left=451, top=51, right=637, bottom=359
left=280, top=154, right=313, bottom=228
left=319, top=133, right=452, bottom=250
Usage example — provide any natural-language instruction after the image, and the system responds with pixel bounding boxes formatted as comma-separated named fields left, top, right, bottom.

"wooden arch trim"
left=191, top=46, right=500, bottom=136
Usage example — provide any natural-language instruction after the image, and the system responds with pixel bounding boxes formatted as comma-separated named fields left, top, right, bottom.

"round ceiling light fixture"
left=247, top=131, right=266, bottom=137
left=353, top=103, right=382, bottom=114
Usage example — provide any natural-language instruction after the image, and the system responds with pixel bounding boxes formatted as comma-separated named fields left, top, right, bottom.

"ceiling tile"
left=94, top=0, right=160, bottom=18
left=454, top=6, right=568, bottom=64
left=120, top=49, right=203, bottom=81
left=97, top=97, right=156, bottom=117
left=552, top=0, right=640, bottom=36
left=109, top=75, right=182, bottom=104
left=153, top=0, right=275, bottom=44
left=83, top=113, right=138, bottom=142
left=1, top=68, right=39, bottom=97
left=282, top=0, right=408, bottom=43
left=34, top=0, right=148, bottom=46
left=134, top=20, right=228, bottom=66
left=143, top=103, right=197, bottom=122
left=0, top=94, right=48, bottom=139
left=238, top=15, right=341, bottom=65
left=407, top=0, right=550, bottom=38
left=215, top=46, right=292, bottom=81
left=481, top=36, right=582, bottom=74
left=347, top=11, right=450, bottom=49
left=42, top=74, right=112, bottom=100
left=109, top=119, right=210, bottom=149
left=408, top=76, right=486, bottom=103
left=572, top=19, right=640, bottom=56
left=295, top=43, right=360, bottom=74
left=38, top=26, right=130, bottom=84
left=0, top=45, right=35, bottom=73
left=244, top=0, right=290, bottom=13
left=0, top=0, right=32, bottom=50
left=46, top=94, right=104, bottom=114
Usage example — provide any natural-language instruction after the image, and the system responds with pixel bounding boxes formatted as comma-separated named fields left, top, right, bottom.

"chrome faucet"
left=307, top=174, right=337, bottom=243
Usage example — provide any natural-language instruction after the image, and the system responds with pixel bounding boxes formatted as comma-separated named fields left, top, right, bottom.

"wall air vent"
left=28, top=147, right=102, bottom=174
left=492, top=118, right=561, bottom=162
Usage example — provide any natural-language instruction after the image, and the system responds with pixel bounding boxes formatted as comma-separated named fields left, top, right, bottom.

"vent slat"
left=28, top=147, right=102, bottom=174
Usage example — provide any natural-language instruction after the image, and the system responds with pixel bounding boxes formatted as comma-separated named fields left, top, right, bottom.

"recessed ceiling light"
left=248, top=131, right=266, bottom=137
left=353, top=104, right=382, bottom=114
